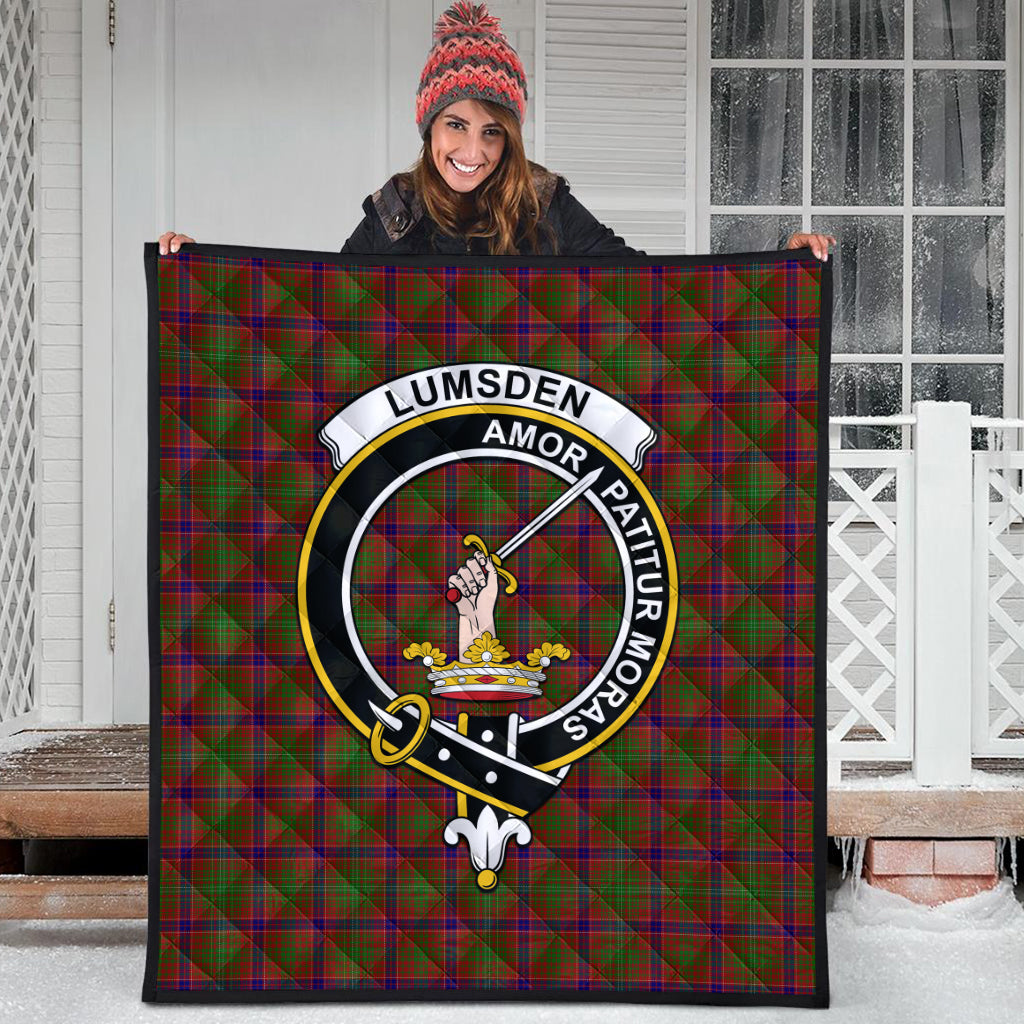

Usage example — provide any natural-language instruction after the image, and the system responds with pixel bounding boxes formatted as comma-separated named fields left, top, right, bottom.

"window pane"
left=710, top=214, right=802, bottom=254
left=829, top=362, right=903, bottom=453
left=812, top=215, right=902, bottom=354
left=711, top=69, right=803, bottom=205
left=914, top=0, right=1005, bottom=59
left=831, top=362, right=902, bottom=416
left=813, top=0, right=903, bottom=59
left=712, top=0, right=802, bottom=58
left=829, top=426, right=901, bottom=460
left=913, top=70, right=1005, bottom=206
left=813, top=69, right=903, bottom=206
left=912, top=216, right=1004, bottom=355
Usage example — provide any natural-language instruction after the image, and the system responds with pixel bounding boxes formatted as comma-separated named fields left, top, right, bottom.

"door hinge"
left=108, top=598, right=116, bottom=652
left=108, top=0, right=116, bottom=47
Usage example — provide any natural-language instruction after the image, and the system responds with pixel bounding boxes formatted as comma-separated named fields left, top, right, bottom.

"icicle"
left=833, top=836, right=867, bottom=889
left=851, top=838, right=867, bottom=892
left=997, top=837, right=1019, bottom=885
left=834, top=836, right=852, bottom=878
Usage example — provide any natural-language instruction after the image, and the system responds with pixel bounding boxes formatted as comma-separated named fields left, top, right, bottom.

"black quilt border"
left=141, top=242, right=832, bottom=1008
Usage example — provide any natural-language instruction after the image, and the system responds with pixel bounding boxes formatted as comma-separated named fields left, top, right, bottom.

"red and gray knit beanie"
left=415, top=1, right=528, bottom=140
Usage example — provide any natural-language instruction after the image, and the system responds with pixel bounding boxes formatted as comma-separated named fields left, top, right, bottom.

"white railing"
left=972, top=417, right=1024, bottom=759
left=827, top=401, right=1024, bottom=783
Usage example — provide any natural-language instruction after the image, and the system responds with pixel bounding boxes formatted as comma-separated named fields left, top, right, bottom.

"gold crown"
left=402, top=633, right=570, bottom=702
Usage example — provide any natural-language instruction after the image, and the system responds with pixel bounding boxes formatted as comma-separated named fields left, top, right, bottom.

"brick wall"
left=38, top=0, right=83, bottom=722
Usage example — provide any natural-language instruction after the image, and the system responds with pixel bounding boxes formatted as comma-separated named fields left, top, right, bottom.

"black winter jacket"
left=340, top=166, right=645, bottom=257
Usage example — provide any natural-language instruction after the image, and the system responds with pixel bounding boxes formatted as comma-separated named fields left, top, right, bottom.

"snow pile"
left=833, top=875, right=1024, bottom=931
left=827, top=874, right=1024, bottom=1024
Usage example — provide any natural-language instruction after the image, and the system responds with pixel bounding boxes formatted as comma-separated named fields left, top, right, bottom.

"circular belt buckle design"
left=369, top=694, right=432, bottom=766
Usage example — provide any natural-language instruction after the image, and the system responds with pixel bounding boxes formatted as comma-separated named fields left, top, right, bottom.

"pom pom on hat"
left=432, top=0, right=505, bottom=40
left=416, top=2, right=527, bottom=140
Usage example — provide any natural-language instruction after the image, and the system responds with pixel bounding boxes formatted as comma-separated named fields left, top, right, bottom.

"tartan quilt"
left=142, top=243, right=832, bottom=1006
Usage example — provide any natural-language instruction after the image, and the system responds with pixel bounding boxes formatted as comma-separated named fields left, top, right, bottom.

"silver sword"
left=495, top=465, right=603, bottom=561
left=446, top=465, right=603, bottom=601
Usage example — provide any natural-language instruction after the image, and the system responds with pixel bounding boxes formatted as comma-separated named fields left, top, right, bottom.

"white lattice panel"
left=0, top=0, right=38, bottom=731
left=973, top=454, right=1024, bottom=756
left=827, top=451, right=914, bottom=760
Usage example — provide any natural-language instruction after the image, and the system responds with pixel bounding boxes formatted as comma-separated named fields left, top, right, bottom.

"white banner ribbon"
left=319, top=363, right=657, bottom=471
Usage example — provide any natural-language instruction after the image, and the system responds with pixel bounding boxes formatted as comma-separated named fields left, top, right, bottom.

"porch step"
left=0, top=725, right=147, bottom=790
left=2, top=727, right=1023, bottom=918
left=0, top=875, right=147, bottom=920
left=831, top=763, right=1024, bottom=837
left=0, top=727, right=148, bottom=920
left=0, top=790, right=147, bottom=840
left=0, top=726, right=146, bottom=840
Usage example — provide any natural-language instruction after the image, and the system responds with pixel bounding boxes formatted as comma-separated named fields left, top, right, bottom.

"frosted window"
left=830, top=362, right=902, bottom=416
left=813, top=0, right=903, bottom=59
left=911, top=362, right=1002, bottom=411
left=914, top=0, right=1005, bottom=59
left=710, top=214, right=802, bottom=254
left=812, top=215, right=902, bottom=354
left=712, top=0, right=803, bottom=58
left=812, top=69, right=903, bottom=206
left=829, top=363, right=901, bottom=500
left=711, top=69, right=803, bottom=205
left=829, top=362, right=903, bottom=454
left=912, top=216, right=1004, bottom=355
left=913, top=70, right=1005, bottom=206
left=708, top=0, right=1011, bottom=438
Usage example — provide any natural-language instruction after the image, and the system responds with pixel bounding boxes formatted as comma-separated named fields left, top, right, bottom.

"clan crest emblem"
left=298, top=363, right=678, bottom=889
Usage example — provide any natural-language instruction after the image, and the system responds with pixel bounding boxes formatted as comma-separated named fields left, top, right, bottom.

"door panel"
left=111, top=0, right=431, bottom=721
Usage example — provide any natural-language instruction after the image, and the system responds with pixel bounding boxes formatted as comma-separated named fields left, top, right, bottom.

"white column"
left=913, top=400, right=973, bottom=785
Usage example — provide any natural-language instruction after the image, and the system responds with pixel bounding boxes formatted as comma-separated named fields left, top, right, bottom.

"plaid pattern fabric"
left=143, top=244, right=831, bottom=1007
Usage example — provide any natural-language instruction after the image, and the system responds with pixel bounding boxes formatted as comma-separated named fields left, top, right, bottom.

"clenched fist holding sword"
left=445, top=466, right=603, bottom=660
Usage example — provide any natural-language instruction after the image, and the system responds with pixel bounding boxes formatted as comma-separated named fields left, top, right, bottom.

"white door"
left=109, top=0, right=431, bottom=721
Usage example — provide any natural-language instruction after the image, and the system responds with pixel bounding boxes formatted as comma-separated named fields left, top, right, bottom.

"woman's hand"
left=785, top=232, right=835, bottom=261
left=158, top=230, right=195, bottom=254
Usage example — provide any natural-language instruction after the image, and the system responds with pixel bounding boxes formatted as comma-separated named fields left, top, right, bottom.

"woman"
left=159, top=1, right=834, bottom=261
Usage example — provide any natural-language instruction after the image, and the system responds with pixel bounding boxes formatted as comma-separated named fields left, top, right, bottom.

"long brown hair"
left=405, top=100, right=559, bottom=255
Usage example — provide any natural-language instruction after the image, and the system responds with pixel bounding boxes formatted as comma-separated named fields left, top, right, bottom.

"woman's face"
left=430, top=99, right=507, bottom=194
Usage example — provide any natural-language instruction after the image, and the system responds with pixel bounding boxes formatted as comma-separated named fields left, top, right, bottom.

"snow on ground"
left=0, top=872, right=1021, bottom=1024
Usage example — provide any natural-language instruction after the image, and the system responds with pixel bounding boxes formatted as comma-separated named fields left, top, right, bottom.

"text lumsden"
left=385, top=366, right=591, bottom=419
left=318, top=362, right=658, bottom=473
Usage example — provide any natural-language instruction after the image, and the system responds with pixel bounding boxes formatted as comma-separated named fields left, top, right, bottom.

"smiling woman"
left=339, top=1, right=645, bottom=257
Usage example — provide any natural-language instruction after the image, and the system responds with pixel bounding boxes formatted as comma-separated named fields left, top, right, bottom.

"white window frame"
left=691, top=0, right=1022, bottom=457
